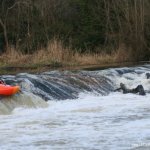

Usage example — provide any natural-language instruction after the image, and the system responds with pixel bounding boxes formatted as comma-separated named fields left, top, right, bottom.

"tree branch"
left=0, top=18, right=4, bottom=28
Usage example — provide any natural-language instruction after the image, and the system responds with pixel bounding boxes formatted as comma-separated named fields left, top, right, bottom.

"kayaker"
left=115, top=83, right=146, bottom=95
left=0, top=80, right=5, bottom=85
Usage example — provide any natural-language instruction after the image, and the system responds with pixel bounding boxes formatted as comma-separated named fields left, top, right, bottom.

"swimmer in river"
left=114, top=83, right=146, bottom=96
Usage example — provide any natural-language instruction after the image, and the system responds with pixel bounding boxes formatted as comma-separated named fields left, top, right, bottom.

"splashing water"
left=0, top=64, right=150, bottom=149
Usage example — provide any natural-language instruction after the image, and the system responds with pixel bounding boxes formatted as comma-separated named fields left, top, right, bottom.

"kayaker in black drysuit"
left=0, top=78, right=6, bottom=85
left=0, top=80, right=5, bottom=84
left=115, top=83, right=146, bottom=95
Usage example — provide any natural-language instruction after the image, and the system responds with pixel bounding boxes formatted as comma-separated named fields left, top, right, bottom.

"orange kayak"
left=0, top=84, right=20, bottom=96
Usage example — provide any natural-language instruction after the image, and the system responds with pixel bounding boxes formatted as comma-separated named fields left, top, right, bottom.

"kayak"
left=0, top=84, right=20, bottom=96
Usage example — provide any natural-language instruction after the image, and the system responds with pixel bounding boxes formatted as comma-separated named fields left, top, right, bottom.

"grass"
left=0, top=40, right=135, bottom=74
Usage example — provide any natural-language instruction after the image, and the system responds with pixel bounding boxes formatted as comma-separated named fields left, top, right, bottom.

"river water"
left=0, top=64, right=150, bottom=150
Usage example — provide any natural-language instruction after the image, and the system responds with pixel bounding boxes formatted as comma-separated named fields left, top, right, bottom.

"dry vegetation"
left=0, top=0, right=148, bottom=65
left=0, top=39, right=133, bottom=68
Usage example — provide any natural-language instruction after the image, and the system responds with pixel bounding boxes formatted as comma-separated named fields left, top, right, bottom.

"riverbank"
left=0, top=40, right=148, bottom=75
left=0, top=61, right=148, bottom=75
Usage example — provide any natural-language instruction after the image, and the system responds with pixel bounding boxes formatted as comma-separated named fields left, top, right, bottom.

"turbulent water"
left=0, top=64, right=150, bottom=149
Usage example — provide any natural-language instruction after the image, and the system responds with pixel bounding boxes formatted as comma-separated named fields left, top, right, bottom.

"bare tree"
left=0, top=0, right=31, bottom=51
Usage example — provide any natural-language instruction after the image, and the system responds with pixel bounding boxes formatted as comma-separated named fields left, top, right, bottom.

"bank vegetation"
left=0, top=0, right=149, bottom=67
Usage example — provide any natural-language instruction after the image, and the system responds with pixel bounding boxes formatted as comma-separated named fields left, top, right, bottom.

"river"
left=0, top=64, right=150, bottom=150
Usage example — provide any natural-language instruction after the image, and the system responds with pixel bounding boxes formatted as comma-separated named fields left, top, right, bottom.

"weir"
left=1, top=71, right=114, bottom=101
left=0, top=64, right=150, bottom=114
left=0, top=70, right=114, bottom=114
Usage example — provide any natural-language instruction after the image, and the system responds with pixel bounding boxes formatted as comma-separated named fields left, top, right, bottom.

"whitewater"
left=0, top=64, right=150, bottom=150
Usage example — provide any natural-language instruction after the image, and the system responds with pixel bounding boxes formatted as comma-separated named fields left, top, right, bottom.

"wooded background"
left=0, top=0, right=149, bottom=60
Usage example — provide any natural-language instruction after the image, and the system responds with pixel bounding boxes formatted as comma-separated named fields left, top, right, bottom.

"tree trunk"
left=0, top=18, right=9, bottom=51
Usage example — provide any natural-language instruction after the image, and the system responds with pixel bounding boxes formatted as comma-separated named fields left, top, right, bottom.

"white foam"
left=0, top=65, right=150, bottom=149
left=0, top=92, right=149, bottom=149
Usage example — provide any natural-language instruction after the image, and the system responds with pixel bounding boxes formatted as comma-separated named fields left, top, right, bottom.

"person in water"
left=115, top=83, right=146, bottom=95
left=146, top=73, right=150, bottom=79
left=0, top=80, right=5, bottom=85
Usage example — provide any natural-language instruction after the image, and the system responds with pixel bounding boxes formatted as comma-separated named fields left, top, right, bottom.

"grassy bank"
left=0, top=40, right=135, bottom=74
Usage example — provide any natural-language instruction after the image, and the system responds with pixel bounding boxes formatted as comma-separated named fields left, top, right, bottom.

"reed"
left=0, top=39, right=133, bottom=67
